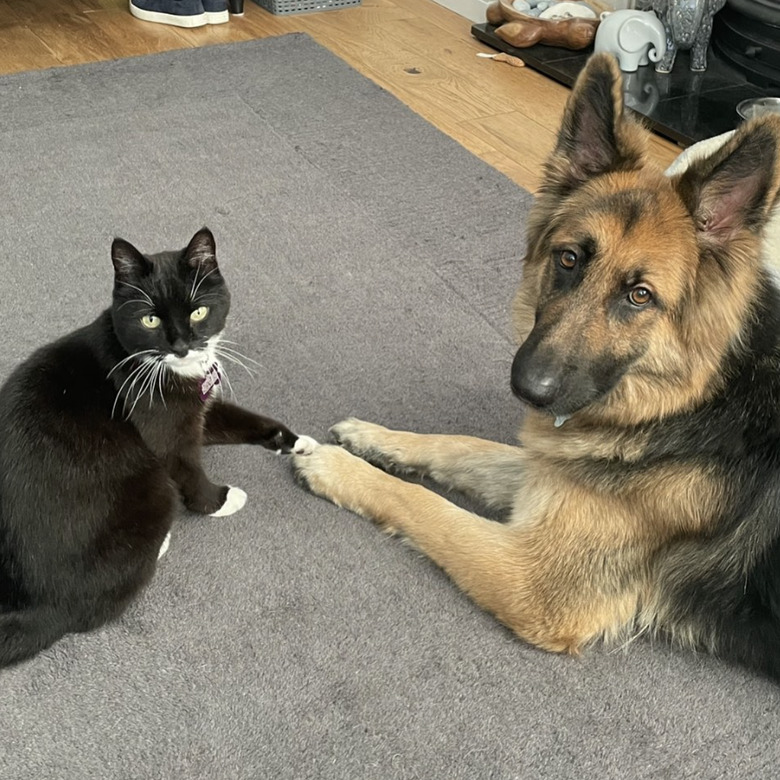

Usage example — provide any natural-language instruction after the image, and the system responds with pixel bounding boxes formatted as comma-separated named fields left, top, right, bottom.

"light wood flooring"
left=0, top=0, right=680, bottom=192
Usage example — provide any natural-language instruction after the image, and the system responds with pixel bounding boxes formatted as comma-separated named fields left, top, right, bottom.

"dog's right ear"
left=541, top=53, right=645, bottom=197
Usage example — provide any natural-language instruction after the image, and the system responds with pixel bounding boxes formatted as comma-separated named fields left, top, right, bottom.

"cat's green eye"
left=141, top=314, right=161, bottom=329
left=190, top=306, right=209, bottom=323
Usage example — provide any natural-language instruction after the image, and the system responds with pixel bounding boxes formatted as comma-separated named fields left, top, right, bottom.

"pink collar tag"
left=199, top=362, right=221, bottom=401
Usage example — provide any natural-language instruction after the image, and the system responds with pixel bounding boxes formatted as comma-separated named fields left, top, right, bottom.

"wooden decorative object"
left=486, top=0, right=601, bottom=51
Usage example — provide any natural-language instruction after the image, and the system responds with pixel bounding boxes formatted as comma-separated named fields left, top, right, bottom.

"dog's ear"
left=541, top=53, right=645, bottom=197
left=673, top=117, right=780, bottom=250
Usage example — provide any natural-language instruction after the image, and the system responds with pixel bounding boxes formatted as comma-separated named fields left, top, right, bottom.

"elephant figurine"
left=650, top=0, right=726, bottom=72
left=594, top=10, right=667, bottom=72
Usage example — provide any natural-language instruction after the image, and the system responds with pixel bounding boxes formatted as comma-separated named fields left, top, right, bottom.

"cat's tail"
left=0, top=606, right=69, bottom=667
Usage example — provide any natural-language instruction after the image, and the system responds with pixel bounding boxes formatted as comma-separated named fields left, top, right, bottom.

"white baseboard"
left=430, top=0, right=492, bottom=23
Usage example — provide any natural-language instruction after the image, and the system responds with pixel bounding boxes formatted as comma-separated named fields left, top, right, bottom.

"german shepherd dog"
left=294, top=53, right=780, bottom=681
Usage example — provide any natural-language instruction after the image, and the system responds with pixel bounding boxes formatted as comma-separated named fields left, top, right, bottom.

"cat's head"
left=110, top=227, right=230, bottom=378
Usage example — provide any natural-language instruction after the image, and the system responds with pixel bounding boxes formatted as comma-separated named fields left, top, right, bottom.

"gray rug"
left=0, top=34, right=777, bottom=780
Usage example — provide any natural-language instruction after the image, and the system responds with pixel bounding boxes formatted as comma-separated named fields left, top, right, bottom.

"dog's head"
left=512, top=54, right=780, bottom=427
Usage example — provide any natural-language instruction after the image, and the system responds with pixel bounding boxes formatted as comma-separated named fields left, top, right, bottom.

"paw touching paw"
left=292, top=435, right=318, bottom=456
left=272, top=427, right=299, bottom=454
left=292, top=444, right=360, bottom=506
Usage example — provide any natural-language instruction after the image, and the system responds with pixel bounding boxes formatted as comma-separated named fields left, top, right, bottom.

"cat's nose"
left=170, top=340, right=189, bottom=358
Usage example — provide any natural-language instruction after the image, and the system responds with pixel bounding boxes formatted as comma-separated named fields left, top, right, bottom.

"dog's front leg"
left=330, top=418, right=526, bottom=510
left=294, top=444, right=620, bottom=653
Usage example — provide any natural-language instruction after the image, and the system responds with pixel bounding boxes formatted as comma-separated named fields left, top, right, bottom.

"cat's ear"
left=184, top=227, right=218, bottom=273
left=112, top=238, right=151, bottom=282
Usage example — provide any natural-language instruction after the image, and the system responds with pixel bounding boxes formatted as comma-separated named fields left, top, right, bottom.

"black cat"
left=0, top=227, right=307, bottom=666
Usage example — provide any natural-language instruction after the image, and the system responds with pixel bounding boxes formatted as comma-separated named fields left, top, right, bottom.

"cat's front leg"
left=204, top=401, right=299, bottom=452
left=169, top=454, right=246, bottom=517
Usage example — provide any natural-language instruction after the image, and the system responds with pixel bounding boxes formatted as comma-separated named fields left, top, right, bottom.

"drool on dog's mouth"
left=510, top=379, right=573, bottom=427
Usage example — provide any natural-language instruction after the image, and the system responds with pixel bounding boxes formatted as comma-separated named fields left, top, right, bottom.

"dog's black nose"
left=511, top=349, right=561, bottom=409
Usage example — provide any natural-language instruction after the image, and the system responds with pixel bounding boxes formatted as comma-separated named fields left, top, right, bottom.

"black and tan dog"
left=294, top=53, right=780, bottom=681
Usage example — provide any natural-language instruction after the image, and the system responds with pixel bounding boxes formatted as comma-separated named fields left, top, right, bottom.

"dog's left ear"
left=673, top=117, right=780, bottom=249
left=541, top=53, right=645, bottom=197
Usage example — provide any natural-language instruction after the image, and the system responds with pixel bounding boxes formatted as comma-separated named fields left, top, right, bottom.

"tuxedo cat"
left=0, top=227, right=307, bottom=666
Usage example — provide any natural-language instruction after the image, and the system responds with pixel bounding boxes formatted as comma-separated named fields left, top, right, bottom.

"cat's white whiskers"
left=107, top=349, right=157, bottom=379
left=217, top=362, right=236, bottom=401
left=214, top=344, right=263, bottom=367
left=143, top=360, right=164, bottom=409
left=117, top=281, right=153, bottom=306
left=138, top=359, right=158, bottom=410
left=191, top=267, right=218, bottom=302
left=111, top=358, right=153, bottom=419
left=214, top=341, right=264, bottom=367
left=155, top=361, right=168, bottom=409
left=125, top=359, right=159, bottom=419
left=112, top=360, right=149, bottom=413
left=213, top=347, right=258, bottom=379
left=189, top=260, right=202, bottom=302
left=123, top=360, right=155, bottom=413
left=117, top=298, right=154, bottom=313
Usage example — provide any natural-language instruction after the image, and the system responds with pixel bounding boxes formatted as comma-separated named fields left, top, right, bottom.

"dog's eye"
left=557, top=250, right=578, bottom=270
left=629, top=287, right=652, bottom=307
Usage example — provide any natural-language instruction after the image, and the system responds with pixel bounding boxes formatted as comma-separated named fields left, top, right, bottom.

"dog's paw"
left=209, top=486, right=247, bottom=518
left=294, top=444, right=404, bottom=533
left=293, top=444, right=367, bottom=510
left=292, top=435, right=319, bottom=456
left=330, top=418, right=390, bottom=457
left=330, top=418, right=410, bottom=473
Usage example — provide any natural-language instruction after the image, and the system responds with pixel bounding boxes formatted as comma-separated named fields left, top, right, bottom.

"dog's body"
left=295, top=54, right=780, bottom=681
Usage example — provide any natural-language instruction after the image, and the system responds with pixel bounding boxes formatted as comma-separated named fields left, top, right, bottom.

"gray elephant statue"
left=650, top=0, right=727, bottom=72
left=594, top=9, right=667, bottom=72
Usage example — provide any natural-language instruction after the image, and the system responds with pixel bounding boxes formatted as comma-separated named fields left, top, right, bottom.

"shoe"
left=203, top=0, right=229, bottom=23
left=129, top=0, right=208, bottom=27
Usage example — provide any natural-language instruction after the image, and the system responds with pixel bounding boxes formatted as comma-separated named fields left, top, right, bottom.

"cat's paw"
left=272, top=426, right=300, bottom=454
left=209, top=486, right=247, bottom=518
left=157, top=531, right=171, bottom=560
left=292, top=435, right=319, bottom=456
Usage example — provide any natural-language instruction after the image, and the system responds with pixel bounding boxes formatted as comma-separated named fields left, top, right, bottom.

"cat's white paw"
left=157, top=531, right=171, bottom=560
left=210, top=486, right=247, bottom=518
left=293, top=435, right=319, bottom=456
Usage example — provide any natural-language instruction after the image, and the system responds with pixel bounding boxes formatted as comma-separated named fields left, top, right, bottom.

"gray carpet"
left=0, top=33, right=777, bottom=780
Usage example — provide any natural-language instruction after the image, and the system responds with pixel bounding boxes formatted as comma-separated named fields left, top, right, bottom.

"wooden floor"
left=0, top=0, right=680, bottom=192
